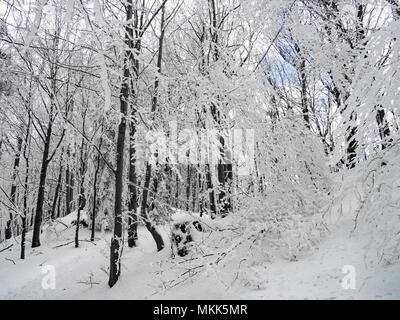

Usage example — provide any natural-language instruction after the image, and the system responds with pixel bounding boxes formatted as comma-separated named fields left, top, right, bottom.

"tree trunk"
left=109, top=0, right=133, bottom=288
left=300, top=59, right=310, bottom=128
left=75, top=139, right=86, bottom=248
left=21, top=110, right=31, bottom=259
left=192, top=167, right=197, bottom=212
left=51, top=155, right=63, bottom=220
left=140, top=163, right=165, bottom=251
left=205, top=163, right=216, bottom=218
left=65, top=165, right=71, bottom=216
left=109, top=77, right=127, bottom=287
left=91, top=139, right=102, bottom=242
left=5, top=136, right=23, bottom=240
left=21, top=167, right=29, bottom=259
left=31, top=123, right=52, bottom=248
left=346, top=112, right=358, bottom=169
left=65, top=147, right=74, bottom=216
left=128, top=123, right=138, bottom=248
left=186, top=157, right=191, bottom=211
left=138, top=5, right=167, bottom=251
left=376, top=107, right=392, bottom=151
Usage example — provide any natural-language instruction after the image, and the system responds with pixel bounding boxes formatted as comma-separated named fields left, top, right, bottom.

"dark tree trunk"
left=175, top=171, right=179, bottom=208
left=31, top=123, right=52, bottom=248
left=6, top=136, right=23, bottom=240
left=20, top=216, right=26, bottom=259
left=75, top=139, right=86, bottom=248
left=91, top=140, right=102, bottom=242
left=346, top=112, right=358, bottom=169
left=205, top=163, right=216, bottom=218
left=192, top=166, right=197, bottom=212
left=56, top=186, right=62, bottom=219
left=21, top=167, right=28, bottom=259
left=186, top=158, right=191, bottom=211
left=149, top=172, right=159, bottom=212
left=140, top=163, right=165, bottom=251
left=21, top=111, right=31, bottom=259
left=51, top=156, right=63, bottom=220
left=300, top=59, right=310, bottom=128
left=138, top=5, right=167, bottom=251
left=164, top=161, right=172, bottom=206
left=197, top=127, right=206, bottom=216
left=208, top=0, right=232, bottom=217
left=65, top=165, right=71, bottom=216
left=128, top=124, right=138, bottom=248
left=376, top=107, right=392, bottom=150
left=126, top=1, right=142, bottom=249
left=108, top=71, right=127, bottom=287
left=224, top=160, right=233, bottom=212
left=217, top=134, right=227, bottom=215
left=65, top=147, right=74, bottom=216
left=109, top=0, right=133, bottom=288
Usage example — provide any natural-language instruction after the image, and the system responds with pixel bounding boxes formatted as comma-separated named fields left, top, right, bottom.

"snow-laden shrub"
left=154, top=116, right=332, bottom=291
left=236, top=113, right=331, bottom=256
left=328, top=140, right=400, bottom=265
left=238, top=195, right=327, bottom=261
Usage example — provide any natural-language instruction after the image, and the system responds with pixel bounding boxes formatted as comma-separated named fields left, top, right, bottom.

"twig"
left=80, top=239, right=97, bottom=245
left=53, top=239, right=97, bottom=248
left=53, top=240, right=74, bottom=248
left=0, top=244, right=13, bottom=254
left=77, top=280, right=100, bottom=287
left=5, top=258, right=16, bottom=264
left=53, top=220, right=70, bottom=229
left=77, top=273, right=99, bottom=288
left=39, top=260, right=48, bottom=266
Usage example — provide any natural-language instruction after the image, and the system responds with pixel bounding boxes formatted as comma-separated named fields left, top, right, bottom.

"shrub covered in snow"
left=328, top=141, right=400, bottom=265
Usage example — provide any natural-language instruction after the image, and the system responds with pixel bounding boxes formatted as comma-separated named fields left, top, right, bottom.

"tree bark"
left=127, top=2, right=141, bottom=249
left=31, top=123, right=52, bottom=248
left=376, top=107, right=392, bottom=150
left=139, top=4, right=166, bottom=251
left=109, top=0, right=133, bottom=288
left=21, top=110, right=31, bottom=259
left=51, top=155, right=63, bottom=220
left=128, top=118, right=138, bottom=248
left=75, top=139, right=86, bottom=248
left=91, top=138, right=102, bottom=242
left=5, top=136, right=23, bottom=240
left=65, top=160, right=74, bottom=216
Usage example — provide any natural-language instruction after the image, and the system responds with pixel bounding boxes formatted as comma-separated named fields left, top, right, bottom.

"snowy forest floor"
left=1, top=218, right=399, bottom=300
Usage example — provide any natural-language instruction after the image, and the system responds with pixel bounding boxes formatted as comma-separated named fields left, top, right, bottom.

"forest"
left=0, top=0, right=399, bottom=299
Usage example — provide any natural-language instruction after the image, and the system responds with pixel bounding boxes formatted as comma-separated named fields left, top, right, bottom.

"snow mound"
left=57, top=210, right=89, bottom=227
left=170, top=210, right=212, bottom=225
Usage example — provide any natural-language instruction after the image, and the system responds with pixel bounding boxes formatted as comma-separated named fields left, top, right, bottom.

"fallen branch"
left=5, top=258, right=16, bottom=265
left=53, top=240, right=74, bottom=248
left=80, top=239, right=97, bottom=245
left=0, top=244, right=14, bottom=254
left=39, top=260, right=48, bottom=266
left=53, top=239, right=97, bottom=248
left=77, top=273, right=99, bottom=288
left=77, top=280, right=100, bottom=288
left=53, top=220, right=70, bottom=229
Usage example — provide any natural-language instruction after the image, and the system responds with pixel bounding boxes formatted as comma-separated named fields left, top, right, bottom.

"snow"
left=1, top=218, right=399, bottom=300
left=56, top=210, right=89, bottom=227
left=170, top=209, right=212, bottom=227
left=1, top=0, right=399, bottom=302
left=241, top=220, right=400, bottom=300
left=22, top=0, right=47, bottom=54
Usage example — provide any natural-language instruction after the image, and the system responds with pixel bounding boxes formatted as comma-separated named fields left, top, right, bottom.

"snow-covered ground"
left=0, top=218, right=399, bottom=300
